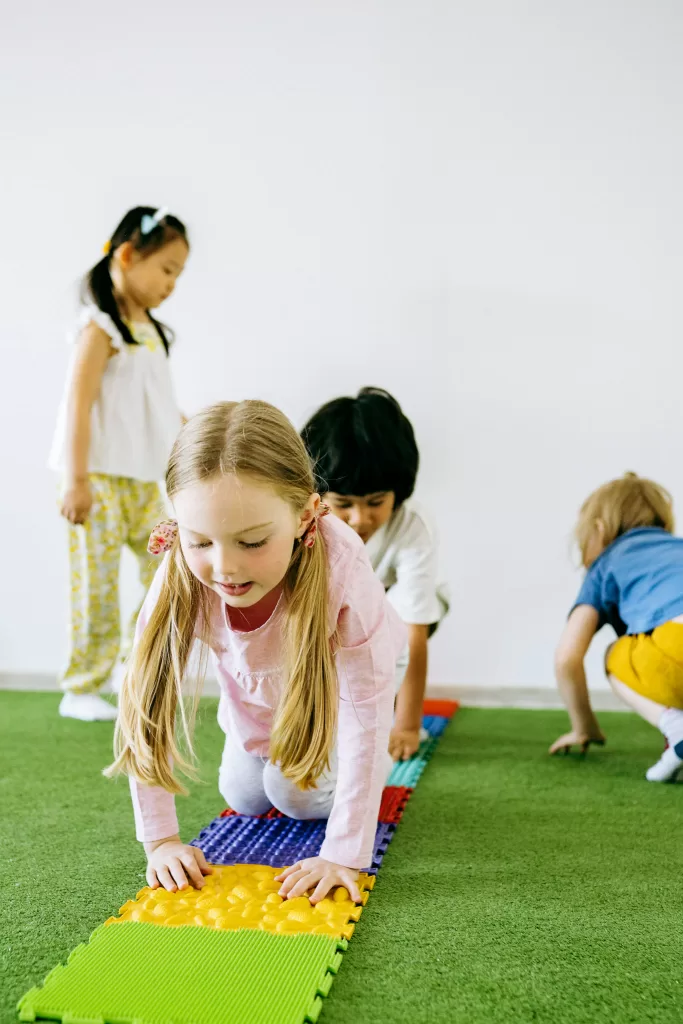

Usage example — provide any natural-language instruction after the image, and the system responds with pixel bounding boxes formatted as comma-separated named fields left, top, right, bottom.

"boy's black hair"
left=82, top=207, right=189, bottom=355
left=301, top=387, right=419, bottom=506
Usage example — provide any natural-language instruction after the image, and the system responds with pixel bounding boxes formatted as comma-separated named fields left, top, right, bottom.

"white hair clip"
left=140, top=206, right=170, bottom=235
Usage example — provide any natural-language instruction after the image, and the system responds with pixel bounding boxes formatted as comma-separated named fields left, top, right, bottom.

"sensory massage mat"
left=17, top=699, right=458, bottom=1024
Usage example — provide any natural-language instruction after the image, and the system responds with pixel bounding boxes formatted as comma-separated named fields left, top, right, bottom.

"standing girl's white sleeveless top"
left=49, top=306, right=182, bottom=482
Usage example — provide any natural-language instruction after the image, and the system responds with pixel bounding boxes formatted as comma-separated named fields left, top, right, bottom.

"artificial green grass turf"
left=0, top=692, right=227, bottom=1024
left=2, top=693, right=683, bottom=1024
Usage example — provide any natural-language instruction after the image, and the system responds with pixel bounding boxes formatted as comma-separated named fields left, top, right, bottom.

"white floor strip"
left=0, top=673, right=627, bottom=711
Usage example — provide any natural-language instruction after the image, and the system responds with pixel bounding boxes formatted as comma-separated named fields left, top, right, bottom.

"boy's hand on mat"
left=274, top=857, right=362, bottom=904
left=389, top=726, right=421, bottom=761
left=60, top=480, right=93, bottom=525
left=145, top=839, right=213, bottom=892
left=549, top=729, right=606, bottom=755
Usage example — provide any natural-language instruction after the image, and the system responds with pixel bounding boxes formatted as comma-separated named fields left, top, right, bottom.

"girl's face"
left=173, top=473, right=318, bottom=608
left=324, top=491, right=395, bottom=543
left=116, top=237, right=189, bottom=310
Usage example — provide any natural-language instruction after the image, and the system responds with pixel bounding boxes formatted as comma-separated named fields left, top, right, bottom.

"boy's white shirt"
left=365, top=499, right=449, bottom=628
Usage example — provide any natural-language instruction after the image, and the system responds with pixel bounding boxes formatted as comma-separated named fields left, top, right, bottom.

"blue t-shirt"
left=573, top=527, right=683, bottom=636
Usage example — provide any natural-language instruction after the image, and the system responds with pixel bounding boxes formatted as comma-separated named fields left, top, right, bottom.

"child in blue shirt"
left=551, top=472, right=683, bottom=781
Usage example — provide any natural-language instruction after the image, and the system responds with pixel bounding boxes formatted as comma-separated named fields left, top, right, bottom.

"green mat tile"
left=18, top=921, right=347, bottom=1024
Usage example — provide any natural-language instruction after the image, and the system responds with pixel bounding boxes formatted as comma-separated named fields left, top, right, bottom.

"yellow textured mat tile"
left=106, top=864, right=375, bottom=940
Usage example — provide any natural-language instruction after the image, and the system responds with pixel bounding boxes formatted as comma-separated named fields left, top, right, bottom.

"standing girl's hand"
left=275, top=857, right=362, bottom=904
left=60, top=479, right=93, bottom=525
left=60, top=322, right=115, bottom=526
left=145, top=838, right=213, bottom=891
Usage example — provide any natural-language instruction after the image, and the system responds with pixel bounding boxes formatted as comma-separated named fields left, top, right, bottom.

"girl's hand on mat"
left=549, top=729, right=606, bottom=755
left=274, top=857, right=362, bottom=904
left=145, top=839, right=213, bottom=891
left=389, top=726, right=421, bottom=761
left=60, top=480, right=93, bottom=525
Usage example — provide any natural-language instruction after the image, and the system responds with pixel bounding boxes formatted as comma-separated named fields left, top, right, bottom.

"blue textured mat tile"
left=387, top=737, right=439, bottom=786
left=387, top=757, right=429, bottom=787
left=191, top=816, right=396, bottom=874
left=422, top=714, right=450, bottom=738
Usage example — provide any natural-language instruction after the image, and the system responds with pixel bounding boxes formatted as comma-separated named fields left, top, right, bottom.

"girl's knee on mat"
left=263, top=763, right=334, bottom=820
left=218, top=772, right=272, bottom=817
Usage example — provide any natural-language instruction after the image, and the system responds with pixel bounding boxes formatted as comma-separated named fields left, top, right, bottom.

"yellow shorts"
left=607, top=621, right=683, bottom=709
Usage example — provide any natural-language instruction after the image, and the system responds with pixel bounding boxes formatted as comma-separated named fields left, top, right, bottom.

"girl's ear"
left=595, top=518, right=606, bottom=543
left=113, top=241, right=136, bottom=269
left=296, top=493, right=320, bottom=539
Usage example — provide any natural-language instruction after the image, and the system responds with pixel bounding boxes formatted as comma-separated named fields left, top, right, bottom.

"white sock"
left=658, top=707, right=683, bottom=750
left=59, top=692, right=118, bottom=722
left=646, top=708, right=683, bottom=781
left=646, top=746, right=683, bottom=782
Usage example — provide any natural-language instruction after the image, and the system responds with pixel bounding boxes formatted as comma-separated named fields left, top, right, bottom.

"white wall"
left=1, top=1, right=682, bottom=690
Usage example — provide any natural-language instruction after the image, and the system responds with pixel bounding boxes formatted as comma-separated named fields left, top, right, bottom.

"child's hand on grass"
left=274, top=857, right=362, bottom=904
left=389, top=726, right=421, bottom=762
left=145, top=837, right=213, bottom=891
left=549, top=728, right=606, bottom=755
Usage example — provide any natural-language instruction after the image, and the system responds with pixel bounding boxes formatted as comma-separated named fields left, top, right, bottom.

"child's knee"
left=218, top=780, right=271, bottom=817
left=271, top=796, right=313, bottom=820
left=264, top=777, right=315, bottom=820
left=218, top=765, right=271, bottom=817
left=262, top=763, right=332, bottom=820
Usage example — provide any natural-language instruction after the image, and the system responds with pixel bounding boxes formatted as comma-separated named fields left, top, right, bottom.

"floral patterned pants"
left=61, top=474, right=165, bottom=694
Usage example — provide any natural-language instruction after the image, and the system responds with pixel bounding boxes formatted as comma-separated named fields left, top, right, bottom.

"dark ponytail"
left=81, top=206, right=189, bottom=355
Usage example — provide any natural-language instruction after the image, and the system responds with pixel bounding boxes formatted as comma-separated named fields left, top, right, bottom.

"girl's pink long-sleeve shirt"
left=129, top=514, right=407, bottom=869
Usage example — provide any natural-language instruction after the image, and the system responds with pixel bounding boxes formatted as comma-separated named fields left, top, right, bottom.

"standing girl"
left=50, top=207, right=188, bottom=721
left=106, top=401, right=406, bottom=901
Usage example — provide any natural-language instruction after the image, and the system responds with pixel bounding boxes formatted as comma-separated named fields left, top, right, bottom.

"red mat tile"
left=423, top=698, right=459, bottom=718
left=378, top=786, right=413, bottom=824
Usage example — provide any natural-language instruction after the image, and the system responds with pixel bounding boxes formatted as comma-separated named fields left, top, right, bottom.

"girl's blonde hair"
left=105, top=400, right=338, bottom=795
left=576, top=471, right=674, bottom=566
